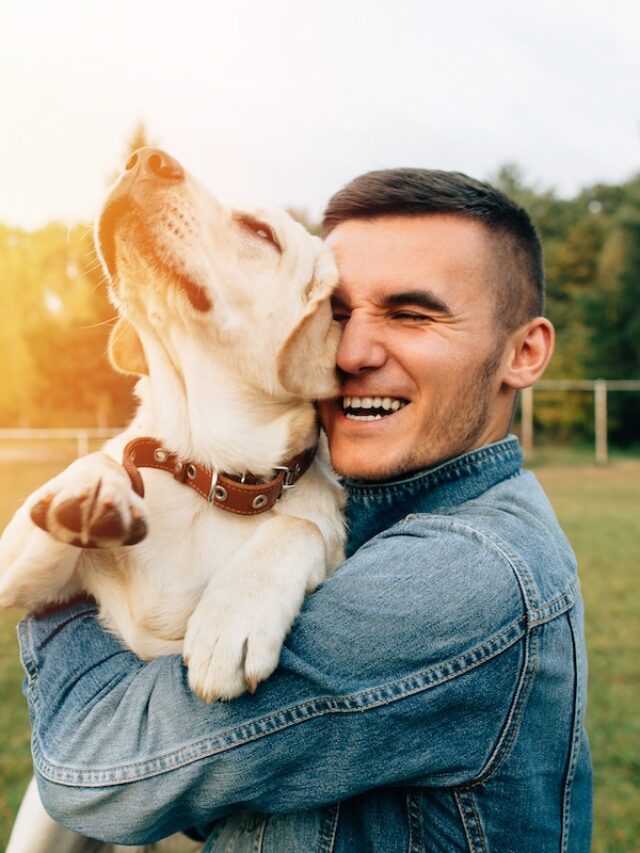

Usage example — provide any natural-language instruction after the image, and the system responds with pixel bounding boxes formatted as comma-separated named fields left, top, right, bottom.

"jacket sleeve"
left=20, top=519, right=529, bottom=846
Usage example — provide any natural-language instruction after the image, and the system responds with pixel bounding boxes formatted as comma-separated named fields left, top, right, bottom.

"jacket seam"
left=255, top=815, right=268, bottom=853
left=466, top=624, right=540, bottom=786
left=32, top=617, right=526, bottom=786
left=454, top=789, right=488, bottom=853
left=406, top=789, right=424, bottom=853
left=560, top=608, right=585, bottom=853
left=19, top=619, right=42, bottom=712
left=317, top=802, right=340, bottom=853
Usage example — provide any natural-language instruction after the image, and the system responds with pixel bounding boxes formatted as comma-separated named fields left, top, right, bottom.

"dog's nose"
left=124, top=147, right=185, bottom=181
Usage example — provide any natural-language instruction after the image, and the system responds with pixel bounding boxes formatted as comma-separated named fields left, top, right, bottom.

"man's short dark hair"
left=322, top=168, right=544, bottom=331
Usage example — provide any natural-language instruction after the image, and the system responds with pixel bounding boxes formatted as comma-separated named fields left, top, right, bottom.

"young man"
left=19, top=170, right=592, bottom=851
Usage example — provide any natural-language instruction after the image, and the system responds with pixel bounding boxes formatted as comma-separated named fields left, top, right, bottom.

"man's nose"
left=336, top=313, right=387, bottom=374
left=120, top=147, right=185, bottom=186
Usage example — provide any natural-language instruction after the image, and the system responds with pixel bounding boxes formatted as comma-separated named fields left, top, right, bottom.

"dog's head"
left=96, top=148, right=340, bottom=401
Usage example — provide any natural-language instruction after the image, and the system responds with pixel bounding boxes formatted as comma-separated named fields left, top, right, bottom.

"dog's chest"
left=83, top=476, right=268, bottom=656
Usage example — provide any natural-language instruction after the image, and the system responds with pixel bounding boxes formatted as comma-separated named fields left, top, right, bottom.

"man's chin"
left=330, top=452, right=415, bottom=483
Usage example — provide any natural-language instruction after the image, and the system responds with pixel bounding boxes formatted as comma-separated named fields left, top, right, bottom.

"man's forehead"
left=326, top=211, right=489, bottom=239
left=326, top=214, right=493, bottom=304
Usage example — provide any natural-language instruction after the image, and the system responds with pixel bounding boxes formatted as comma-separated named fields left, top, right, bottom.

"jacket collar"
left=344, top=435, right=523, bottom=556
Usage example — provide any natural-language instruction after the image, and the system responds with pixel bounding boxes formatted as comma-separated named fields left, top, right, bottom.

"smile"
left=342, top=396, right=409, bottom=420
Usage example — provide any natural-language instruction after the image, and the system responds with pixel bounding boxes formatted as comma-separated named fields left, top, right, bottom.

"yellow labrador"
left=0, top=148, right=345, bottom=853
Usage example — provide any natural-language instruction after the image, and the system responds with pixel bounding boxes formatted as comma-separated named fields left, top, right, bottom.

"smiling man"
left=320, top=213, right=525, bottom=480
left=19, top=169, right=592, bottom=852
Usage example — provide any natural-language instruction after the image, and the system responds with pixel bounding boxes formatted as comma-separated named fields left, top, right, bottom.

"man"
left=19, top=169, right=592, bottom=851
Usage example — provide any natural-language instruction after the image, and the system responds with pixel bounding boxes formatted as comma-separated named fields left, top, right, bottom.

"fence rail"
left=1, top=380, right=640, bottom=464
left=521, top=379, right=640, bottom=463
left=0, top=428, right=121, bottom=458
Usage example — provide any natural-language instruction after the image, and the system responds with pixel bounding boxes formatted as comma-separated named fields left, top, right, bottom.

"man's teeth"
left=342, top=396, right=407, bottom=419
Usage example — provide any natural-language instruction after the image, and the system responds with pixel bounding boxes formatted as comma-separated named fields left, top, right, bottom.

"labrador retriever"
left=0, top=148, right=345, bottom=852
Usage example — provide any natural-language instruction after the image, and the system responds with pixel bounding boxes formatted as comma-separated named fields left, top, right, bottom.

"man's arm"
left=21, top=521, right=528, bottom=846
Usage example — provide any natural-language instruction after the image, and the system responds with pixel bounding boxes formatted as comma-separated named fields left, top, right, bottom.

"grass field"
left=0, top=451, right=638, bottom=851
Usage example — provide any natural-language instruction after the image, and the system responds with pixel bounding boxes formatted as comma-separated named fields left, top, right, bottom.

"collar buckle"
left=273, top=463, right=300, bottom=490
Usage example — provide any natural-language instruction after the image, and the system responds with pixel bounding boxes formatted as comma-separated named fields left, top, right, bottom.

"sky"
left=1, top=0, right=639, bottom=230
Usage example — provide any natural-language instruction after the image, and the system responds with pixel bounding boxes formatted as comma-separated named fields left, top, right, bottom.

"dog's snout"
left=125, top=147, right=185, bottom=182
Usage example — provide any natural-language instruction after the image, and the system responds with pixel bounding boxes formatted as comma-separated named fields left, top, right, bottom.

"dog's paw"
left=183, top=588, right=289, bottom=703
left=29, top=454, right=148, bottom=548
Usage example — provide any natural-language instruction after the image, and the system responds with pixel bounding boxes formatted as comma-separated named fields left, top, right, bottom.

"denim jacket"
left=19, top=436, right=592, bottom=852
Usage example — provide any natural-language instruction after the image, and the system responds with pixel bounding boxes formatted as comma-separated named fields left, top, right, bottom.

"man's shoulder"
left=373, top=468, right=578, bottom=614
left=297, top=507, right=527, bottom=688
left=327, top=511, right=523, bottom=646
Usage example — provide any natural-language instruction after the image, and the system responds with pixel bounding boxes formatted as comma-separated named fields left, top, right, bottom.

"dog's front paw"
left=183, top=588, right=289, bottom=703
left=29, top=454, right=148, bottom=548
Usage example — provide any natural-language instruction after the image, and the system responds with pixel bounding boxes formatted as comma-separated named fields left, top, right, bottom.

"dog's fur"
left=0, top=149, right=345, bottom=852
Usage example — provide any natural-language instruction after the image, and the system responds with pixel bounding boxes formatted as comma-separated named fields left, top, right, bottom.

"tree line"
left=493, top=164, right=640, bottom=446
left=1, top=158, right=638, bottom=445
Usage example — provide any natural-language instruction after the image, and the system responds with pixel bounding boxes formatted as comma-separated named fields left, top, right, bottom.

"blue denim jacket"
left=19, top=436, right=592, bottom=851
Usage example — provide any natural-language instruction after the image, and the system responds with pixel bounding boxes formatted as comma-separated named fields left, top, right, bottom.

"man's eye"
left=237, top=216, right=281, bottom=252
left=392, top=311, right=431, bottom=322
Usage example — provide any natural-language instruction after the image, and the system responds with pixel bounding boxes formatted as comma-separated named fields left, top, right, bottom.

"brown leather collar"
left=122, top=437, right=316, bottom=516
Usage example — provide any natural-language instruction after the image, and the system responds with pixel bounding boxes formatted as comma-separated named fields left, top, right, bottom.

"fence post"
left=594, top=380, right=608, bottom=464
left=521, top=387, right=534, bottom=459
left=77, top=430, right=90, bottom=458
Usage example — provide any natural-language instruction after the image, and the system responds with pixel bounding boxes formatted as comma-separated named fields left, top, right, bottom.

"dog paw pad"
left=123, top=513, right=148, bottom=546
left=30, top=495, right=53, bottom=531
left=54, top=497, right=86, bottom=533
left=89, top=503, right=126, bottom=539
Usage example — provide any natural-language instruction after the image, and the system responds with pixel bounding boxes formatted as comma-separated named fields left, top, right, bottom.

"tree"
left=584, top=177, right=640, bottom=444
left=15, top=223, right=136, bottom=427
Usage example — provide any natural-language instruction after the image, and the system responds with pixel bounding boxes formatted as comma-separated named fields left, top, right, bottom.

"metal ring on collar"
left=207, top=470, right=219, bottom=503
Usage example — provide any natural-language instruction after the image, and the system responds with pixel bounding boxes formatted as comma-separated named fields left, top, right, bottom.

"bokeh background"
left=1, top=1, right=639, bottom=849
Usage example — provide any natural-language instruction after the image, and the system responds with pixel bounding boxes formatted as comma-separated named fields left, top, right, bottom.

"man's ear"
left=108, top=318, right=148, bottom=376
left=502, top=317, right=555, bottom=389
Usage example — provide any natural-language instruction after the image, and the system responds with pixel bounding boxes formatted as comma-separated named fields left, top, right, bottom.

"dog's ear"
left=277, top=293, right=341, bottom=399
left=108, top=318, right=149, bottom=376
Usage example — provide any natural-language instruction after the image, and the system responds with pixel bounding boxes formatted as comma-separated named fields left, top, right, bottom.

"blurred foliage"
left=493, top=165, right=640, bottom=446
left=0, top=221, right=135, bottom=427
left=0, top=127, right=154, bottom=428
left=1, top=152, right=639, bottom=440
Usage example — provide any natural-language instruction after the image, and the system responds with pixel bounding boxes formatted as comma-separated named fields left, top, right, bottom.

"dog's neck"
left=131, top=339, right=319, bottom=478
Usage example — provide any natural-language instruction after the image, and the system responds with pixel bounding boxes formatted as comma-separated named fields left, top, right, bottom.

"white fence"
left=1, top=381, right=639, bottom=465
left=0, top=428, right=120, bottom=459
left=520, top=380, right=640, bottom=463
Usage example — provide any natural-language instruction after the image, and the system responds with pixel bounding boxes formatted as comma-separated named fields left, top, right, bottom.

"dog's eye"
left=237, top=216, right=281, bottom=253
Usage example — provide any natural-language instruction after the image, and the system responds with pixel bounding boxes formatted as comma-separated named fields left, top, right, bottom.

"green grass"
left=0, top=450, right=638, bottom=850
left=0, top=459, right=67, bottom=847
left=534, top=457, right=640, bottom=852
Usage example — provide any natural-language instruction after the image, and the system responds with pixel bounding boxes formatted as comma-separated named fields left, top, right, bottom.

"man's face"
left=318, top=214, right=514, bottom=480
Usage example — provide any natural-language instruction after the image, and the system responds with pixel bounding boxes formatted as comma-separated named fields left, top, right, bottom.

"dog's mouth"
left=97, top=197, right=212, bottom=313
left=97, top=195, right=131, bottom=279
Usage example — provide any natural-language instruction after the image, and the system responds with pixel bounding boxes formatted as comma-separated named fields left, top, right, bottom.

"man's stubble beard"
left=344, top=344, right=505, bottom=483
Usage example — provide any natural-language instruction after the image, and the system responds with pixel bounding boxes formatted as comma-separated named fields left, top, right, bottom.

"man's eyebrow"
left=383, top=289, right=453, bottom=315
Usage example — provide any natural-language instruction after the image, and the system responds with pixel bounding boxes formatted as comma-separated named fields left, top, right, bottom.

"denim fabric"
left=19, top=435, right=592, bottom=851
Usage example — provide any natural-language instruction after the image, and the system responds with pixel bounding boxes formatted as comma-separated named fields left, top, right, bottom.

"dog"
left=0, top=148, right=346, bottom=852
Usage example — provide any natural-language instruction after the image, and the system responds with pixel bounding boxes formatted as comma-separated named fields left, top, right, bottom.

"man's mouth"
left=342, top=396, right=409, bottom=421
